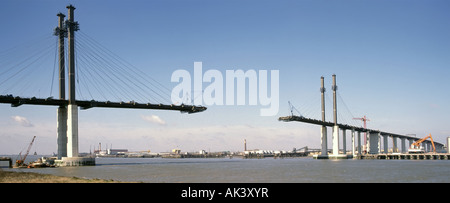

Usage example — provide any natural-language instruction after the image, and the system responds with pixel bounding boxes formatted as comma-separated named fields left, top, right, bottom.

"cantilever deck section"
left=0, top=95, right=207, bottom=114
left=279, top=115, right=445, bottom=150
left=279, top=115, right=365, bottom=131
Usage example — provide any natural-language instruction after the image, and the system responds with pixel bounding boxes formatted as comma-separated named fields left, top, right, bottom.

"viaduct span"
left=279, top=75, right=446, bottom=159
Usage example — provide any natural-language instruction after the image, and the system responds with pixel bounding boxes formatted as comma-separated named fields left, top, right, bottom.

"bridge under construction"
left=279, top=74, right=447, bottom=159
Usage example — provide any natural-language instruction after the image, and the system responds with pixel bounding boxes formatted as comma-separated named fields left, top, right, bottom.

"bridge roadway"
left=0, top=95, right=206, bottom=114
left=279, top=115, right=445, bottom=149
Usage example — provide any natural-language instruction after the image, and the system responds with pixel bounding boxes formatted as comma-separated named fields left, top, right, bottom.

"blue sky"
left=1, top=0, right=450, bottom=154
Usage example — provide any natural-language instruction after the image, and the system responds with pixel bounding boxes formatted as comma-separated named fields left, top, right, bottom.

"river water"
left=2, top=155, right=450, bottom=183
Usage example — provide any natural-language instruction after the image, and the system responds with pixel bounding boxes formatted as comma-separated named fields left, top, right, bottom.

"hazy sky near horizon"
left=1, top=0, right=450, bottom=154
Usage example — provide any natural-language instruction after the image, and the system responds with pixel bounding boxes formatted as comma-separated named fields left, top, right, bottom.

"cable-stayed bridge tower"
left=279, top=75, right=445, bottom=159
left=55, top=12, right=67, bottom=159
left=0, top=5, right=206, bottom=166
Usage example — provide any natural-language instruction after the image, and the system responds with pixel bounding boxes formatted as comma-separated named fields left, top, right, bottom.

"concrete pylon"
left=320, top=76, right=327, bottom=156
left=332, top=74, right=339, bottom=156
left=55, top=12, right=67, bottom=159
left=314, top=74, right=352, bottom=159
left=66, top=5, right=79, bottom=158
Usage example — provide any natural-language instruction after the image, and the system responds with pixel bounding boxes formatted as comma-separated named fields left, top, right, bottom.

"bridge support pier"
left=392, top=136, right=398, bottom=153
left=314, top=126, right=330, bottom=159
left=448, top=137, right=450, bottom=154
left=342, top=129, right=346, bottom=155
left=315, top=126, right=352, bottom=159
left=368, top=132, right=380, bottom=154
left=57, top=107, right=67, bottom=159
left=357, top=131, right=361, bottom=155
left=67, top=104, right=78, bottom=157
left=351, top=129, right=356, bottom=157
left=332, top=125, right=339, bottom=155
left=320, top=126, right=327, bottom=156
left=326, top=126, right=352, bottom=159
left=408, top=139, right=414, bottom=150
left=400, top=138, right=407, bottom=153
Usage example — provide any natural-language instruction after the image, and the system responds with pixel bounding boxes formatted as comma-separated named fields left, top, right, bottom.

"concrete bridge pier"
left=400, top=138, right=407, bottom=153
left=314, top=126, right=331, bottom=159
left=342, top=129, right=347, bottom=155
left=320, top=126, right=327, bottom=156
left=314, top=126, right=329, bottom=159
left=327, top=126, right=352, bottom=159
left=368, top=132, right=381, bottom=154
left=392, top=136, right=398, bottom=153
left=332, top=125, right=339, bottom=155
left=383, top=135, right=388, bottom=154
left=447, top=137, right=450, bottom=153
left=57, top=107, right=67, bottom=159
left=408, top=139, right=414, bottom=149
left=67, top=104, right=78, bottom=157
left=351, top=129, right=357, bottom=157
left=356, top=131, right=361, bottom=155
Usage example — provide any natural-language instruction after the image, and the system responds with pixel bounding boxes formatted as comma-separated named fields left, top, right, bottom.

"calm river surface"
left=3, top=156, right=450, bottom=183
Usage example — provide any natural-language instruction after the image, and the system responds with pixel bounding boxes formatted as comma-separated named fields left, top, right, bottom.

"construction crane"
left=353, top=115, right=370, bottom=130
left=408, top=134, right=436, bottom=154
left=353, top=116, right=370, bottom=153
left=15, top=136, right=36, bottom=167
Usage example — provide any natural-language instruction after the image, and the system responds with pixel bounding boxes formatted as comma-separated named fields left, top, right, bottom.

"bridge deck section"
left=0, top=95, right=206, bottom=114
left=278, top=115, right=445, bottom=148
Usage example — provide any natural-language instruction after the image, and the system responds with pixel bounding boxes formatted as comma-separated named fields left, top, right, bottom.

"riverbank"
left=0, top=169, right=124, bottom=183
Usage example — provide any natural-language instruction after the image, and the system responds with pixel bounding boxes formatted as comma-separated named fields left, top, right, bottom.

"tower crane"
left=15, top=136, right=36, bottom=167
left=353, top=116, right=370, bottom=153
